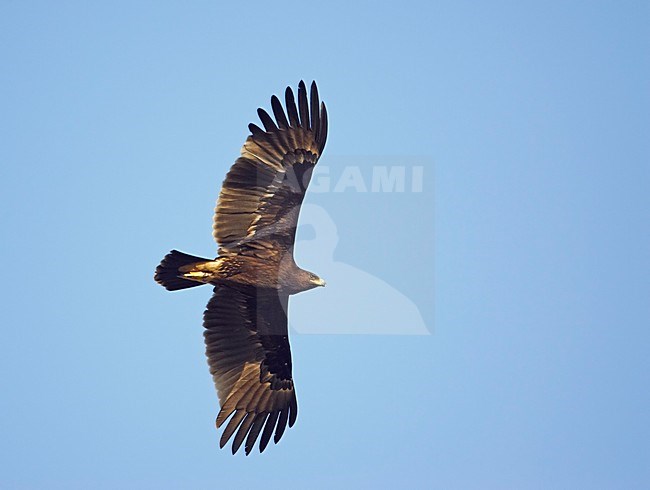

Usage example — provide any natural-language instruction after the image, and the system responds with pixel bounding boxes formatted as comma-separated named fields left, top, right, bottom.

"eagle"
left=154, top=81, right=327, bottom=455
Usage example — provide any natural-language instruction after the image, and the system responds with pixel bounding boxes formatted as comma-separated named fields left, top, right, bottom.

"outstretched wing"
left=203, top=284, right=297, bottom=455
left=213, top=80, right=328, bottom=258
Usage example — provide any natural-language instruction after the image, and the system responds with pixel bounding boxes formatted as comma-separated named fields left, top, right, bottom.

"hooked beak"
left=312, top=277, right=326, bottom=287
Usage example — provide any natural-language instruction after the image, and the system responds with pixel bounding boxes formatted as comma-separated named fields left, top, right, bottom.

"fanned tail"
left=154, top=250, right=211, bottom=291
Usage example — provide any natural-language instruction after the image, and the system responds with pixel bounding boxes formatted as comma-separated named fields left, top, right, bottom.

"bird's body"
left=154, top=81, right=327, bottom=455
left=167, top=253, right=323, bottom=293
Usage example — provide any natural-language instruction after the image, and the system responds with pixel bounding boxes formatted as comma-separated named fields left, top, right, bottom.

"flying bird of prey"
left=154, top=81, right=327, bottom=455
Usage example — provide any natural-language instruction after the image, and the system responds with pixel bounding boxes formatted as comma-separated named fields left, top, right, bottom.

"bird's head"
left=308, top=272, right=326, bottom=288
left=295, top=270, right=326, bottom=293
left=279, top=258, right=326, bottom=294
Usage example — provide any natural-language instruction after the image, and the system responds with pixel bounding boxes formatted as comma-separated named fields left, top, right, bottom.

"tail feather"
left=155, top=250, right=211, bottom=291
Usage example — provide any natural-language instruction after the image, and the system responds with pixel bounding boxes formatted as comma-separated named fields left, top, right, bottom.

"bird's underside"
left=154, top=81, right=327, bottom=455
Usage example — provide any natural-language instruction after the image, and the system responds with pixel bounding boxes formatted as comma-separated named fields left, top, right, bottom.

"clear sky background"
left=1, top=1, right=649, bottom=489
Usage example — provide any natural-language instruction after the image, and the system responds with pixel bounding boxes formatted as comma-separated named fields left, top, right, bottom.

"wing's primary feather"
left=310, top=82, right=320, bottom=139
left=271, top=95, right=289, bottom=129
left=203, top=284, right=297, bottom=455
left=213, top=81, right=327, bottom=257
left=297, top=80, right=310, bottom=130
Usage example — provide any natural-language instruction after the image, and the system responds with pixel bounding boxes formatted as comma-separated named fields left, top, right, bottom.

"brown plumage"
left=154, top=81, right=327, bottom=455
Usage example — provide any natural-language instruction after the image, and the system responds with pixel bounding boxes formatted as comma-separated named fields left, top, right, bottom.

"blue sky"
left=1, top=1, right=649, bottom=488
